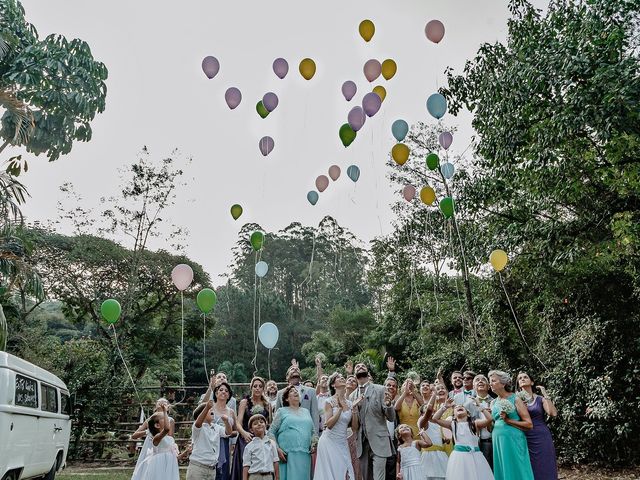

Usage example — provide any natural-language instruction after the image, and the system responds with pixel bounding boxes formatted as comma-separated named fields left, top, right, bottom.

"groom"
left=349, top=362, right=396, bottom=480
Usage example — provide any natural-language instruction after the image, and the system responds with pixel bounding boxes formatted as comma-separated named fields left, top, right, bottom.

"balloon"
left=426, top=153, right=440, bottom=170
left=359, top=19, right=375, bottom=42
left=342, top=80, right=357, bottom=101
left=316, top=175, right=329, bottom=192
left=362, top=92, right=382, bottom=117
left=230, top=204, right=243, bottom=220
left=420, top=186, right=436, bottom=205
left=489, top=249, right=508, bottom=272
left=392, top=143, right=410, bottom=165
left=441, top=162, right=455, bottom=179
left=372, top=85, right=386, bottom=102
left=363, top=59, right=382, bottom=82
left=307, top=190, right=319, bottom=205
left=225, top=87, right=242, bottom=109
left=256, top=101, right=270, bottom=119
left=202, top=56, right=220, bottom=79
left=381, top=59, right=397, bottom=80
left=347, top=106, right=366, bottom=132
left=273, top=58, right=289, bottom=79
left=250, top=231, right=265, bottom=251
left=439, top=197, right=455, bottom=218
left=402, top=185, right=416, bottom=202
left=299, top=58, right=316, bottom=80
left=262, top=92, right=279, bottom=112
left=259, top=136, right=275, bottom=156
left=425, top=20, right=445, bottom=43
left=258, top=322, right=279, bottom=349
left=339, top=123, right=357, bottom=147
left=439, top=131, right=453, bottom=150
left=171, top=264, right=194, bottom=291
left=196, top=288, right=217, bottom=314
left=328, top=165, right=341, bottom=181
left=101, top=299, right=121, bottom=324
left=255, top=261, right=269, bottom=278
left=392, top=120, right=409, bottom=142
left=427, top=93, right=447, bottom=119
left=347, top=165, right=360, bottom=182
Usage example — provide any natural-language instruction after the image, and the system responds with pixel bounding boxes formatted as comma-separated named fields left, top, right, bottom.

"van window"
left=42, top=384, right=58, bottom=413
left=61, top=392, right=71, bottom=415
left=15, top=374, right=38, bottom=408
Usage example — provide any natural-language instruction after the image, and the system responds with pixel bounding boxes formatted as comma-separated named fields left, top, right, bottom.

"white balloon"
left=255, top=261, right=269, bottom=278
left=171, top=264, right=193, bottom=291
left=441, top=162, right=455, bottom=179
left=258, top=322, right=279, bottom=349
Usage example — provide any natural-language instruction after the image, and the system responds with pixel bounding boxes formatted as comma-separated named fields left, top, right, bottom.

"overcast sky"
left=17, top=0, right=547, bottom=285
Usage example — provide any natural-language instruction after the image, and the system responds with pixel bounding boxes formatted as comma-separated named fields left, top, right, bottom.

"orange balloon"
left=392, top=143, right=410, bottom=165
left=359, top=19, right=375, bottom=42
left=381, top=59, right=397, bottom=80
left=420, top=186, right=436, bottom=205
left=299, top=58, right=316, bottom=80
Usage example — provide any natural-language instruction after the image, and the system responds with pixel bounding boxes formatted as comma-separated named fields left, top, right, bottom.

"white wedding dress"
left=314, top=399, right=355, bottom=480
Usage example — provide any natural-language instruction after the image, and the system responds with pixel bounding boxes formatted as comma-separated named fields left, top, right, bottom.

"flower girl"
left=131, top=398, right=175, bottom=480
left=396, top=424, right=432, bottom=480
left=136, top=403, right=179, bottom=480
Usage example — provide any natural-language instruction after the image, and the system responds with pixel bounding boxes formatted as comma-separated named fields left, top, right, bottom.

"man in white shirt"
left=187, top=400, right=233, bottom=480
left=242, top=414, right=279, bottom=480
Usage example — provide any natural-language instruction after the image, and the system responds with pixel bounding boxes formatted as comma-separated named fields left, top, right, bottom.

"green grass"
left=58, top=468, right=187, bottom=479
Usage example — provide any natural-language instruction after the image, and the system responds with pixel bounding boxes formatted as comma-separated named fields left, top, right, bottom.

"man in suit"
left=349, top=362, right=396, bottom=480
left=275, top=360, right=320, bottom=435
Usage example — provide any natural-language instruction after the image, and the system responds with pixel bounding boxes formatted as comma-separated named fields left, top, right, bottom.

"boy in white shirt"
left=242, top=414, right=279, bottom=480
left=187, top=400, right=233, bottom=480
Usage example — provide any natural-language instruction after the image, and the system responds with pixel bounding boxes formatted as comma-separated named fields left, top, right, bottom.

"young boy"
left=242, top=414, right=279, bottom=480
left=187, top=400, right=233, bottom=480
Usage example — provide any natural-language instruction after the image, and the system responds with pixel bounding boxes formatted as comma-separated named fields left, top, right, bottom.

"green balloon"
left=197, top=288, right=217, bottom=314
left=339, top=123, right=357, bottom=147
left=101, top=299, right=121, bottom=324
left=439, top=197, right=455, bottom=218
left=250, top=231, right=265, bottom=251
left=256, top=101, right=269, bottom=119
left=426, top=153, right=440, bottom=170
left=230, top=204, right=243, bottom=220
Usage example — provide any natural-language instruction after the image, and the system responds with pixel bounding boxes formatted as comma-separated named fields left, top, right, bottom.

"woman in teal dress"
left=268, top=385, right=316, bottom=480
left=489, top=370, right=535, bottom=480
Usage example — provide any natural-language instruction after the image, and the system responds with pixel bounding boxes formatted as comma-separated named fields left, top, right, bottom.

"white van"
left=0, top=352, right=71, bottom=480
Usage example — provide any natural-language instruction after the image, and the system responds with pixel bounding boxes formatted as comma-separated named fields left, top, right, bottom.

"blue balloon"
left=391, top=119, right=409, bottom=142
left=441, top=162, right=455, bottom=179
left=307, top=191, right=319, bottom=205
left=258, top=322, right=279, bottom=349
left=426, top=93, right=447, bottom=119
left=255, top=260, right=269, bottom=278
left=347, top=165, right=360, bottom=182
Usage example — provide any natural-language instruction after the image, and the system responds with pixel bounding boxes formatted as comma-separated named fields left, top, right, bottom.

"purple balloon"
left=363, top=59, right=382, bottom=82
left=342, top=80, right=357, bottom=101
left=439, top=131, right=453, bottom=150
left=362, top=92, right=382, bottom=117
left=273, top=58, right=289, bottom=79
left=259, top=136, right=275, bottom=156
left=348, top=106, right=366, bottom=132
left=202, top=56, right=220, bottom=79
left=225, top=87, right=242, bottom=109
left=263, top=92, right=279, bottom=112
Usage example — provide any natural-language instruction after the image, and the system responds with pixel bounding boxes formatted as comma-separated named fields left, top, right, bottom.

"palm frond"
left=0, top=87, right=34, bottom=144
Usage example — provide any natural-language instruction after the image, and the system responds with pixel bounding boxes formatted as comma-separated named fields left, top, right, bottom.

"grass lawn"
left=58, top=468, right=186, bottom=479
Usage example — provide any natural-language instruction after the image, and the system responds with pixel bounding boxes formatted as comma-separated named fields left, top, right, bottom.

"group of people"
left=129, top=356, right=558, bottom=480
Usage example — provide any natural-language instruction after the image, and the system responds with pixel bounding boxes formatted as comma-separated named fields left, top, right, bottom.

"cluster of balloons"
left=307, top=164, right=360, bottom=205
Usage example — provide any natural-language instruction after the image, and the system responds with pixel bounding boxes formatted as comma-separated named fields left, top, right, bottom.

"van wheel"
left=2, top=472, right=18, bottom=480
left=43, top=461, right=57, bottom=480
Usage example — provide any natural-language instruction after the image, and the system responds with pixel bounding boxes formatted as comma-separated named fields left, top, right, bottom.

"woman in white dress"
left=136, top=404, right=179, bottom=480
left=314, top=372, right=363, bottom=480
left=395, top=424, right=431, bottom=480
left=432, top=399, right=494, bottom=480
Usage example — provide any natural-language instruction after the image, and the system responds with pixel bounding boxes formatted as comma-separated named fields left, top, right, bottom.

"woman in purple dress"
left=517, top=372, right=558, bottom=480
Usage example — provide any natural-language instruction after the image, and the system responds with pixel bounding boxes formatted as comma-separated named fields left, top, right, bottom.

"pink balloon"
left=259, top=136, right=275, bottom=156
left=273, top=58, right=289, bottom=79
left=225, top=87, right=242, bottom=109
left=202, top=56, right=220, bottom=79
left=171, top=264, right=194, bottom=291
left=342, top=81, right=357, bottom=101
left=316, top=175, right=330, bottom=192
left=439, top=131, right=453, bottom=150
left=348, top=106, right=366, bottom=132
left=363, top=59, right=382, bottom=82
left=425, top=20, right=445, bottom=44
left=362, top=92, right=382, bottom=117
left=328, top=165, right=341, bottom=181
left=402, top=185, right=416, bottom=202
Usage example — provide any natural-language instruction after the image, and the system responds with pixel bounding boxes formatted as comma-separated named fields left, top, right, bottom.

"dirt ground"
left=559, top=466, right=639, bottom=479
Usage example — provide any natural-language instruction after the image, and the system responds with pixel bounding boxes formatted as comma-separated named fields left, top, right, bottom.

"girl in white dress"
left=432, top=399, right=494, bottom=480
left=136, top=404, right=179, bottom=480
left=395, top=424, right=431, bottom=480
left=131, top=398, right=175, bottom=480
left=417, top=391, right=449, bottom=480
left=314, top=372, right=363, bottom=480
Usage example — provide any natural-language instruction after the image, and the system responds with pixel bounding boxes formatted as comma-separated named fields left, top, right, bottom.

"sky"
left=16, top=0, right=547, bottom=285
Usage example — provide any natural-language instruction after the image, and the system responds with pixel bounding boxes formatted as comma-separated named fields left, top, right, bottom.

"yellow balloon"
left=420, top=186, right=436, bottom=205
left=381, top=59, right=397, bottom=80
left=299, top=58, right=316, bottom=80
left=373, top=85, right=386, bottom=102
left=359, top=19, right=375, bottom=42
left=392, top=143, right=410, bottom=165
left=489, top=249, right=508, bottom=272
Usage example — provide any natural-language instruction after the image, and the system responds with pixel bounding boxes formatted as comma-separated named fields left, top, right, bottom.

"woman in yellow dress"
left=394, top=372, right=424, bottom=439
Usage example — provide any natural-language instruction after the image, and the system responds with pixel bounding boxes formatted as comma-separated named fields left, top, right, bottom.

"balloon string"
left=448, top=221, right=466, bottom=334
left=180, top=291, right=185, bottom=389
left=267, top=348, right=272, bottom=381
left=111, top=324, right=144, bottom=415
left=202, top=312, right=208, bottom=382
left=252, top=251, right=258, bottom=375
left=426, top=212, right=440, bottom=318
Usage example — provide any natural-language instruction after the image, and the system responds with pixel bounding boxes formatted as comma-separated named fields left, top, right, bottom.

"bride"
left=314, top=372, right=363, bottom=480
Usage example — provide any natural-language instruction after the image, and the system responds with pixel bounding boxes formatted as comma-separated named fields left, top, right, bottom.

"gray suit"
left=350, top=383, right=396, bottom=480
left=275, top=385, right=319, bottom=435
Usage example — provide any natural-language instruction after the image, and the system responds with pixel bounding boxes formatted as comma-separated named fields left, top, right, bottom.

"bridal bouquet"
left=495, top=398, right=515, bottom=415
